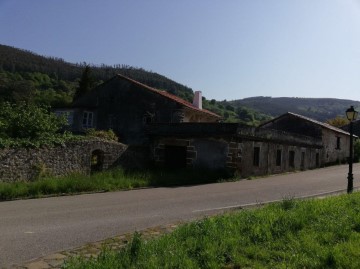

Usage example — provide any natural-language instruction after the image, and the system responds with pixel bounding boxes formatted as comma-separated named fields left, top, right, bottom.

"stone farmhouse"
left=55, top=74, right=220, bottom=144
left=50, top=75, right=353, bottom=179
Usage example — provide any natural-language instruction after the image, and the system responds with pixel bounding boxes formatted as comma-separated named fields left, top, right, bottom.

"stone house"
left=55, top=74, right=221, bottom=144
left=259, top=112, right=351, bottom=165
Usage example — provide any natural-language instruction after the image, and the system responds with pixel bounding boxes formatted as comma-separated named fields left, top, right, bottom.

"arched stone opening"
left=91, top=149, right=105, bottom=173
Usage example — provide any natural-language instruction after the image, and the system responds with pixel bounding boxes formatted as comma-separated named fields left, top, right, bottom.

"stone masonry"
left=0, top=139, right=127, bottom=182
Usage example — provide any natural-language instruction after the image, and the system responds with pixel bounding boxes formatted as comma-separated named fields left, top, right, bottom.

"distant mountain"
left=229, top=96, right=360, bottom=122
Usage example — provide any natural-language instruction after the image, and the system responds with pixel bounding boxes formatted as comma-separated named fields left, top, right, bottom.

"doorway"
left=164, top=145, right=187, bottom=169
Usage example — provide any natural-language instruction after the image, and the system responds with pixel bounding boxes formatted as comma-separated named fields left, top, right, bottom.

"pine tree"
left=74, top=65, right=95, bottom=100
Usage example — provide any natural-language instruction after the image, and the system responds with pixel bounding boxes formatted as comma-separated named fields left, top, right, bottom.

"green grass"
left=64, top=193, right=360, bottom=269
left=0, top=167, right=232, bottom=201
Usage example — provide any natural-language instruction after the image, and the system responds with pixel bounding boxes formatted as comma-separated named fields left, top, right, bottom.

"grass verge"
left=0, top=168, right=232, bottom=201
left=64, top=192, right=360, bottom=269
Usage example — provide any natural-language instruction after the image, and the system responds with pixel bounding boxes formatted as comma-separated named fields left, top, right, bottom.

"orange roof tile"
left=117, top=74, right=221, bottom=118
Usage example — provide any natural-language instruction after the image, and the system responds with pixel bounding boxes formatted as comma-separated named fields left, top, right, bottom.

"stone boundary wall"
left=0, top=139, right=127, bottom=182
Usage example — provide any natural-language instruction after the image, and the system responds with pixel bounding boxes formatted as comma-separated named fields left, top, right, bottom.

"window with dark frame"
left=253, top=147, right=260, bottom=166
left=276, top=149, right=282, bottom=166
left=82, top=111, right=93, bottom=128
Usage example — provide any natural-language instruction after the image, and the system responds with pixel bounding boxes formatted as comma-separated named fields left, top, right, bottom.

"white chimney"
left=193, top=91, right=202, bottom=110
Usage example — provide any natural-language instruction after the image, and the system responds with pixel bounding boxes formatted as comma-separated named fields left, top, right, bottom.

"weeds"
left=0, top=167, right=232, bottom=201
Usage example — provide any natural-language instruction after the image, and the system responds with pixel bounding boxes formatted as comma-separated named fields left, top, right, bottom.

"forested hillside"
left=0, top=44, right=194, bottom=103
left=1, top=44, right=254, bottom=123
left=1, top=44, right=357, bottom=125
left=230, top=97, right=360, bottom=122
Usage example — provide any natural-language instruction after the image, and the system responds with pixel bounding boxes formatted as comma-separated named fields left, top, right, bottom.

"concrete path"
left=1, top=163, right=360, bottom=268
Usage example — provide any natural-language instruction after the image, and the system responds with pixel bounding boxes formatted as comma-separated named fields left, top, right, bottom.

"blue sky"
left=1, top=0, right=360, bottom=101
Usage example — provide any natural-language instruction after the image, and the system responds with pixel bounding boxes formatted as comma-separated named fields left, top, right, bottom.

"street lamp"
left=346, top=106, right=358, bottom=193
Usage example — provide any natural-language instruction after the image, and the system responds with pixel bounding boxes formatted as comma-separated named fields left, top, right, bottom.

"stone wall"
left=0, top=139, right=127, bottom=182
left=322, top=128, right=349, bottom=164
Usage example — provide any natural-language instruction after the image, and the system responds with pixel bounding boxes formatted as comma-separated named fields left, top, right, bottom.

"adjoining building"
left=148, top=123, right=323, bottom=178
left=259, top=112, right=351, bottom=166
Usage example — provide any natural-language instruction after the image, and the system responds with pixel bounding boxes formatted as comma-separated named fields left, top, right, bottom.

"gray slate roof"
left=260, top=112, right=351, bottom=136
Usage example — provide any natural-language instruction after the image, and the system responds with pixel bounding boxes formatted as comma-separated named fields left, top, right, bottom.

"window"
left=289, top=150, right=295, bottom=168
left=82, top=111, right=93, bottom=128
left=336, top=137, right=341, bottom=150
left=276, top=149, right=282, bottom=166
left=143, top=112, right=155, bottom=125
left=253, top=147, right=260, bottom=166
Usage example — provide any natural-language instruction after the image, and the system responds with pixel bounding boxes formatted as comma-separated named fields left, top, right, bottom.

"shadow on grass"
left=145, top=167, right=234, bottom=188
left=0, top=167, right=235, bottom=201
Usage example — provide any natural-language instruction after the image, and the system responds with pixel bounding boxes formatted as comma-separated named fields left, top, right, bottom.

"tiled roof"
left=117, top=74, right=221, bottom=118
left=260, top=112, right=351, bottom=136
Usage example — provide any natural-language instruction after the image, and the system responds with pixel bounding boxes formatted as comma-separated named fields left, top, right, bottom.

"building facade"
left=148, top=123, right=324, bottom=178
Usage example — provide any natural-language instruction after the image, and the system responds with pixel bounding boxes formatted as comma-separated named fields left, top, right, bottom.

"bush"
left=0, top=102, right=66, bottom=138
left=0, top=101, right=75, bottom=148
left=85, top=128, right=118, bottom=142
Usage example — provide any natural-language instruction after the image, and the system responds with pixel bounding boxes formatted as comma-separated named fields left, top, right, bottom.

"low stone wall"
left=0, top=139, right=127, bottom=182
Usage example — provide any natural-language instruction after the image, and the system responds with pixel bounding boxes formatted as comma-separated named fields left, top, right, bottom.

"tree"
left=326, top=116, right=349, bottom=128
left=74, top=66, right=95, bottom=100
left=0, top=102, right=67, bottom=139
left=236, top=107, right=254, bottom=122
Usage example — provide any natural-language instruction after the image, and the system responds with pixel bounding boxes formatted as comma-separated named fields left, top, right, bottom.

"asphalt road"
left=1, top=163, right=360, bottom=267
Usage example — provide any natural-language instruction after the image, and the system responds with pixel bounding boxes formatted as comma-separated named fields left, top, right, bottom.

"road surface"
left=1, top=163, right=359, bottom=267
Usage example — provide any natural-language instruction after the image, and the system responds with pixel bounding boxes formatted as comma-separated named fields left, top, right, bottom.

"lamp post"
left=346, top=106, right=358, bottom=193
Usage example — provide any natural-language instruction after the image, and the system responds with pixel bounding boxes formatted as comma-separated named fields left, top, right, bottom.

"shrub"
left=85, top=128, right=118, bottom=142
left=0, top=102, right=75, bottom=148
left=0, top=102, right=66, bottom=139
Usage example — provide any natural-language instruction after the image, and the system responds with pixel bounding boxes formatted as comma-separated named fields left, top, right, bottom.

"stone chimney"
left=193, top=91, right=202, bottom=110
